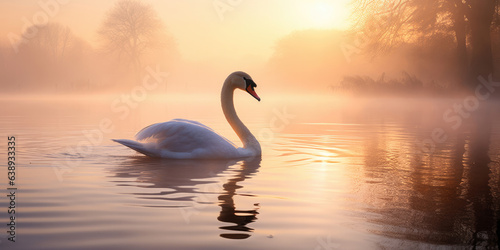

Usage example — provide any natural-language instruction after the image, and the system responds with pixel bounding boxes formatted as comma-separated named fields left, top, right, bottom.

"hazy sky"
left=1, top=0, right=352, bottom=65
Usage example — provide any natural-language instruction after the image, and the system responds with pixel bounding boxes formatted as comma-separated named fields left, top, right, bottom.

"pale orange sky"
left=1, top=0, right=352, bottom=65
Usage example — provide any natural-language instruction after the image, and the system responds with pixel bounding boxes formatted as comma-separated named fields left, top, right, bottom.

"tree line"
left=0, top=0, right=177, bottom=93
left=2, top=0, right=498, bottom=95
left=267, top=0, right=500, bottom=95
left=350, top=0, right=500, bottom=88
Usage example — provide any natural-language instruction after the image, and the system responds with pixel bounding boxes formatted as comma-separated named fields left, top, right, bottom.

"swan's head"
left=229, top=71, right=261, bottom=102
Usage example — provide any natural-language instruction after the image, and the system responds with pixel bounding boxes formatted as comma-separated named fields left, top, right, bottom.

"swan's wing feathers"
left=136, top=119, right=214, bottom=141
left=171, top=119, right=212, bottom=130
left=135, top=119, right=238, bottom=155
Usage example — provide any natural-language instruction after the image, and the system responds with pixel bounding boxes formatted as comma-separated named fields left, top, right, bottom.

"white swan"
left=113, top=71, right=261, bottom=159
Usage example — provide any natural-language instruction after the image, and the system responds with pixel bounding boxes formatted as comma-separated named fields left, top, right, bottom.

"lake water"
left=0, top=94, right=499, bottom=249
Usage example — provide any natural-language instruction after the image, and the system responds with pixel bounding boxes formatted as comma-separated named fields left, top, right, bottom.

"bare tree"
left=98, top=0, right=165, bottom=78
left=20, top=22, right=74, bottom=63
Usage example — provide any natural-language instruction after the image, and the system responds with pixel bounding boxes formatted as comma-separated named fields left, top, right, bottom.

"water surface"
left=0, top=95, right=499, bottom=249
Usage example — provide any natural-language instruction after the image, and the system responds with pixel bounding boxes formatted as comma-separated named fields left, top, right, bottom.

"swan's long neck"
left=221, top=80, right=261, bottom=155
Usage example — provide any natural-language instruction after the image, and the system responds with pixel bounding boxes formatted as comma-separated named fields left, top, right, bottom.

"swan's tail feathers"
left=112, top=139, right=159, bottom=157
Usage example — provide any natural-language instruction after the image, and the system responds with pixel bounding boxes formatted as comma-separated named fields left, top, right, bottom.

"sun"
left=302, top=1, right=351, bottom=30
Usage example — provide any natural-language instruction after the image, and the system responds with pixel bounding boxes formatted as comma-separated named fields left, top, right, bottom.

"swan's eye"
left=243, top=77, right=257, bottom=90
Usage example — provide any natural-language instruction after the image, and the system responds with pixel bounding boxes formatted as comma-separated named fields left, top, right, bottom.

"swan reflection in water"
left=110, top=156, right=261, bottom=239
left=217, top=158, right=261, bottom=239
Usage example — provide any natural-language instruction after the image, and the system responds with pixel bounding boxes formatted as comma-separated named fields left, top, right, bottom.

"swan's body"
left=113, top=71, right=261, bottom=159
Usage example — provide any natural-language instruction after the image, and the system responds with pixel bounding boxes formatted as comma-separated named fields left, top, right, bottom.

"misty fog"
left=1, top=0, right=498, bottom=97
left=1, top=1, right=500, bottom=249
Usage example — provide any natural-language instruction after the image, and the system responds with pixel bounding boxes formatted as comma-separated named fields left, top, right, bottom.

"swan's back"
left=118, top=119, right=244, bottom=159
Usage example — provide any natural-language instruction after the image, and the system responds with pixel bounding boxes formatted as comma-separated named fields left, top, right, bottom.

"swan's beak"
left=244, top=77, right=261, bottom=101
left=246, top=84, right=261, bottom=101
